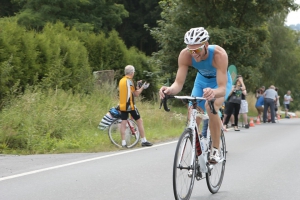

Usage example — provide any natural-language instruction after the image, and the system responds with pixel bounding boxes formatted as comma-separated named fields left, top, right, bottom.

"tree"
left=0, top=0, right=21, bottom=18
left=14, top=0, right=129, bottom=32
left=149, top=0, right=299, bottom=93
left=264, top=12, right=300, bottom=110
left=115, top=0, right=162, bottom=55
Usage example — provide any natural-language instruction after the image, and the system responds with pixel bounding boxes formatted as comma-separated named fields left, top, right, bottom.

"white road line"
left=0, top=141, right=177, bottom=182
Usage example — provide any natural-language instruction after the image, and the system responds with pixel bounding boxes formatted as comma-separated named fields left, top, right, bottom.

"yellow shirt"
left=119, top=75, right=135, bottom=111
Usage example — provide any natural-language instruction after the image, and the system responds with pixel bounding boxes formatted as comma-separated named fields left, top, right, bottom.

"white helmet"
left=184, top=27, right=209, bottom=45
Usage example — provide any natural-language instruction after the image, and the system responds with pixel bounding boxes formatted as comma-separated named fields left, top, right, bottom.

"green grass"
left=0, top=83, right=291, bottom=155
left=0, top=83, right=188, bottom=154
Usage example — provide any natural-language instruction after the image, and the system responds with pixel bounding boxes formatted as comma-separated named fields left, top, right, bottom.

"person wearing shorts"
left=255, top=95, right=264, bottom=122
left=283, top=90, right=293, bottom=118
left=119, top=65, right=153, bottom=148
left=238, top=76, right=249, bottom=128
left=159, top=27, right=232, bottom=163
left=239, top=95, right=249, bottom=128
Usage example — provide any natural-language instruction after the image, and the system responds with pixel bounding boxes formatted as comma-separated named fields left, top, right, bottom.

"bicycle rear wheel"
left=206, top=130, right=226, bottom=193
left=173, top=129, right=196, bottom=200
left=108, top=118, right=140, bottom=148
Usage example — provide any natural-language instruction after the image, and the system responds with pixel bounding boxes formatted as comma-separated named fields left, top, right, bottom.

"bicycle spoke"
left=173, top=130, right=195, bottom=200
left=206, top=131, right=226, bottom=193
left=108, top=119, right=140, bottom=148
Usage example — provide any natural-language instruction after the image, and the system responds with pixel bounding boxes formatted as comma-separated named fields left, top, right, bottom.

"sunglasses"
left=187, top=44, right=205, bottom=54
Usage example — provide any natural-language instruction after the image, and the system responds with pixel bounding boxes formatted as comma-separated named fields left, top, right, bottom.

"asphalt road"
left=1, top=118, right=300, bottom=200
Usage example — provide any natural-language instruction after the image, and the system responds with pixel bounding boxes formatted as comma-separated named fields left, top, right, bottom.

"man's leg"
left=263, top=101, right=268, bottom=122
left=270, top=101, right=275, bottom=122
left=135, top=118, right=145, bottom=138
left=120, top=120, right=127, bottom=140
left=205, top=97, right=223, bottom=150
left=130, top=109, right=152, bottom=146
left=120, top=111, right=129, bottom=147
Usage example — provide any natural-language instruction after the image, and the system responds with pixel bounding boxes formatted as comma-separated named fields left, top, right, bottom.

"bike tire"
left=108, top=118, right=140, bottom=148
left=173, top=129, right=196, bottom=200
left=206, top=130, right=226, bottom=194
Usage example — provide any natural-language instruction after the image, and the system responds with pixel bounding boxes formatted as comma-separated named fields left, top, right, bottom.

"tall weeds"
left=0, top=83, right=186, bottom=154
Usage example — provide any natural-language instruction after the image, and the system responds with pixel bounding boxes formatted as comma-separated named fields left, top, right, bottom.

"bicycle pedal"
left=195, top=172, right=202, bottom=180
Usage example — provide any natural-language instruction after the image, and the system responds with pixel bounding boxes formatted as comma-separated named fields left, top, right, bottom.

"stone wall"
left=93, top=70, right=115, bottom=85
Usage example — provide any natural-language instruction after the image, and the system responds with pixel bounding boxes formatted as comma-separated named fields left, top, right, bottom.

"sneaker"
left=209, top=148, right=220, bottom=164
left=141, top=141, right=153, bottom=147
left=244, top=124, right=249, bottom=129
left=122, top=145, right=128, bottom=148
left=285, top=116, right=290, bottom=119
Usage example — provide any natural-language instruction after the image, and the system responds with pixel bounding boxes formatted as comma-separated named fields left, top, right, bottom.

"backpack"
left=109, top=107, right=121, bottom=118
left=98, top=112, right=117, bottom=130
left=98, top=107, right=121, bottom=130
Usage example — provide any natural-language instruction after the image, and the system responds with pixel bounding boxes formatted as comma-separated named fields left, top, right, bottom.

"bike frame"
left=186, top=105, right=210, bottom=173
left=161, top=95, right=226, bottom=198
left=127, top=119, right=137, bottom=136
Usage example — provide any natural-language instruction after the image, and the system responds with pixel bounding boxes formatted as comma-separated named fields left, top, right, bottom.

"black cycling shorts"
left=120, top=108, right=141, bottom=121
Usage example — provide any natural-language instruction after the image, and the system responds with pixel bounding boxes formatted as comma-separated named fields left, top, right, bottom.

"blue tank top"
left=192, top=45, right=216, bottom=78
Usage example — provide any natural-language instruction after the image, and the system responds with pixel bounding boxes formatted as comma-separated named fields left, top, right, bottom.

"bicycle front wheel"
left=206, top=130, right=226, bottom=194
left=108, top=119, right=140, bottom=148
left=173, top=129, right=196, bottom=200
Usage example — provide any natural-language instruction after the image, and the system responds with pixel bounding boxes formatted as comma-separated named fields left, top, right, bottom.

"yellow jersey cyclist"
left=159, top=27, right=232, bottom=163
left=119, top=65, right=153, bottom=148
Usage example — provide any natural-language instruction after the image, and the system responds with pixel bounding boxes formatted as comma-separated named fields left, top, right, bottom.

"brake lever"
left=208, top=99, right=217, bottom=114
left=159, top=94, right=171, bottom=112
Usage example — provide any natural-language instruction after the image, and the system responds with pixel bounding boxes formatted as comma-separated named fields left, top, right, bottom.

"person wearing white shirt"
left=283, top=90, right=293, bottom=118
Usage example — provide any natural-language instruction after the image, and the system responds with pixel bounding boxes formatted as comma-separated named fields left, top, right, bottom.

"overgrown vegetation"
left=0, top=19, right=158, bottom=104
left=0, top=0, right=300, bottom=154
left=0, top=82, right=187, bottom=154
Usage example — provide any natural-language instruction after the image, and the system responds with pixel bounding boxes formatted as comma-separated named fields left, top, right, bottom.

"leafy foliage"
left=0, top=84, right=184, bottom=154
left=149, top=0, right=299, bottom=93
left=115, top=0, right=162, bottom=55
left=264, top=12, right=300, bottom=110
left=14, top=0, right=129, bottom=32
left=0, top=20, right=93, bottom=98
left=0, top=0, right=21, bottom=18
left=0, top=18, right=159, bottom=105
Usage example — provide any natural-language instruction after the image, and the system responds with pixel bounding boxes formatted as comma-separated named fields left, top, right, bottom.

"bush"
left=0, top=82, right=186, bottom=154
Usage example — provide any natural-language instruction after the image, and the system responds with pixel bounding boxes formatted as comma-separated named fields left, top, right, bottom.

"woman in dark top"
left=223, top=75, right=246, bottom=131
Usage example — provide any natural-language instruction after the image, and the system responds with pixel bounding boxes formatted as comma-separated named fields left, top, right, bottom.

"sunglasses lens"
left=188, top=45, right=204, bottom=54
left=194, top=48, right=201, bottom=53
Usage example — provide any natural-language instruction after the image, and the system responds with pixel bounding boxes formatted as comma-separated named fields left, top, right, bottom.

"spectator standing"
left=275, top=87, right=280, bottom=118
left=119, top=65, right=153, bottom=148
left=263, top=85, right=278, bottom=123
left=223, top=100, right=235, bottom=128
left=256, top=86, right=265, bottom=99
left=255, top=95, right=264, bottom=122
left=238, top=76, right=249, bottom=128
left=223, top=76, right=245, bottom=131
left=283, top=90, right=293, bottom=118
left=261, top=86, right=265, bottom=93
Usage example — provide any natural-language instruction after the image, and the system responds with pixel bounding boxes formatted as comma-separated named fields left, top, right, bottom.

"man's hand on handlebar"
left=159, top=86, right=172, bottom=99
left=203, top=88, right=215, bottom=101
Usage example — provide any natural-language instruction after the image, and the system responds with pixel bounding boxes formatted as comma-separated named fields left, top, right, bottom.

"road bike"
left=108, top=117, right=140, bottom=148
left=160, top=95, right=226, bottom=200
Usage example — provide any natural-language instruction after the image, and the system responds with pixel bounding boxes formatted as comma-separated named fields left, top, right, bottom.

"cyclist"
left=159, top=27, right=232, bottom=163
left=119, top=65, right=153, bottom=148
